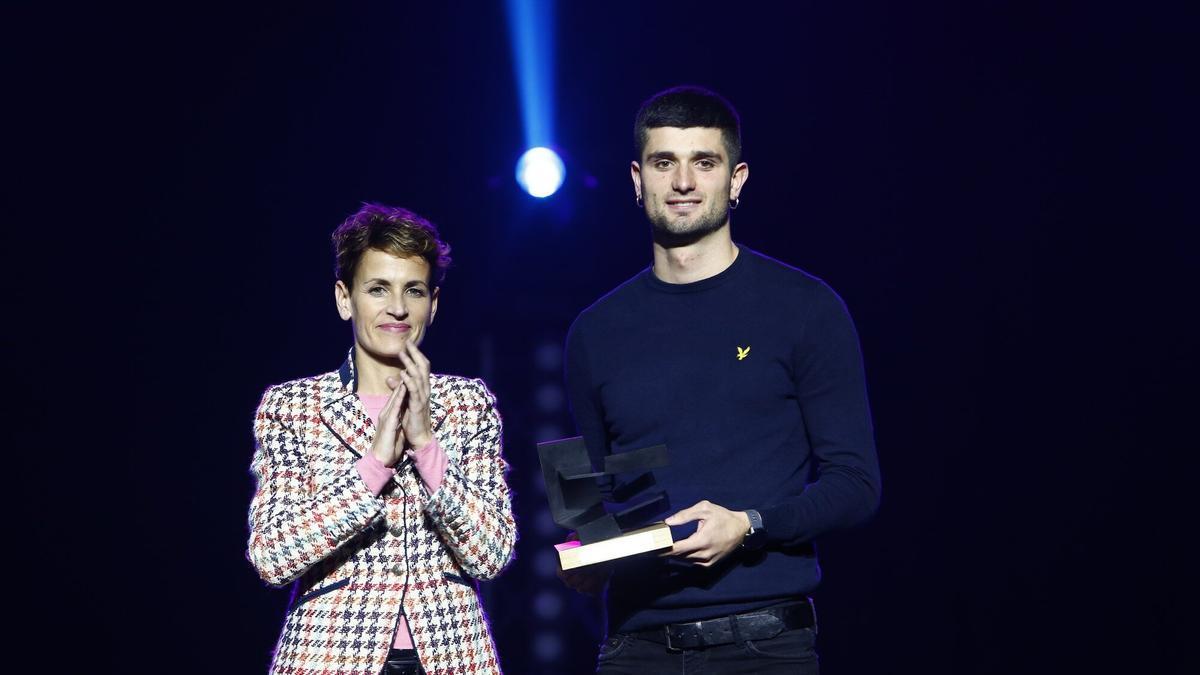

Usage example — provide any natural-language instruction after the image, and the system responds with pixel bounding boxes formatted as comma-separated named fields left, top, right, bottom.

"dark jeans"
left=595, top=626, right=819, bottom=675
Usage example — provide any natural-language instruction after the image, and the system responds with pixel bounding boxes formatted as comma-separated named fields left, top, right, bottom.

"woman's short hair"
left=332, top=203, right=452, bottom=287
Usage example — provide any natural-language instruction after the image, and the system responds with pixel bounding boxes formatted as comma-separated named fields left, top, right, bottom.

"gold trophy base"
left=555, top=522, right=674, bottom=570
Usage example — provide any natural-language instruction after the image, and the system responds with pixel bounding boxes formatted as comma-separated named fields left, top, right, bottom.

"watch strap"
left=742, top=509, right=766, bottom=549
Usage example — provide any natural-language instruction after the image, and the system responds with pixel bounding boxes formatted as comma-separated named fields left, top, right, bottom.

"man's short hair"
left=634, top=86, right=742, bottom=165
left=332, top=203, right=452, bottom=287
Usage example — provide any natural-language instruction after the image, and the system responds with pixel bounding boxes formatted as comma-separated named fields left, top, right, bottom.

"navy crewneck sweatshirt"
left=565, top=245, right=881, bottom=632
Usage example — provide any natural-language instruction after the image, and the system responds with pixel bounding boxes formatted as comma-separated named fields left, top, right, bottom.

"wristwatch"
left=742, top=509, right=767, bottom=550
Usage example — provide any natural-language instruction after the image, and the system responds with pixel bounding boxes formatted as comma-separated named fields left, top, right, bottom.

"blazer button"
left=392, top=563, right=405, bottom=576
left=390, top=526, right=404, bottom=537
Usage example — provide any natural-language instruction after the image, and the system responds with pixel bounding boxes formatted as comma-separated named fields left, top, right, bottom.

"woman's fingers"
left=371, top=382, right=406, bottom=466
left=405, top=340, right=430, bottom=373
left=382, top=375, right=403, bottom=407
left=399, top=342, right=431, bottom=388
left=393, top=342, right=433, bottom=449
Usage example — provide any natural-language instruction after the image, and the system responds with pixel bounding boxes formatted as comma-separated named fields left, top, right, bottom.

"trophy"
left=537, top=436, right=673, bottom=570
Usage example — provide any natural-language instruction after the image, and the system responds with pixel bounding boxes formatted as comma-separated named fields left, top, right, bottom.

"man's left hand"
left=663, top=500, right=752, bottom=567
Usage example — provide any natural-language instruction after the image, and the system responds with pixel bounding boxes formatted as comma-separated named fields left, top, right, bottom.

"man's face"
left=631, top=126, right=748, bottom=244
left=335, top=248, right=439, bottom=369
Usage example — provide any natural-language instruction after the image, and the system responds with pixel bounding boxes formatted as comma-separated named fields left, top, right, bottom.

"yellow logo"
left=736, top=346, right=751, bottom=361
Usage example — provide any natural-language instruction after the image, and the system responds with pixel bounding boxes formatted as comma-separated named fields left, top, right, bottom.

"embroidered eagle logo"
left=736, top=346, right=751, bottom=361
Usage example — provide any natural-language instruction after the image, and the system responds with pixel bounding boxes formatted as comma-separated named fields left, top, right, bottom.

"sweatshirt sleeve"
left=566, top=317, right=615, bottom=465
left=757, top=284, right=882, bottom=545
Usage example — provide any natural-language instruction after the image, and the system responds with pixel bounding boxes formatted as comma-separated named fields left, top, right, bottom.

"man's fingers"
left=665, top=501, right=710, bottom=526
left=667, top=539, right=719, bottom=566
left=558, top=564, right=610, bottom=595
left=666, top=530, right=709, bottom=557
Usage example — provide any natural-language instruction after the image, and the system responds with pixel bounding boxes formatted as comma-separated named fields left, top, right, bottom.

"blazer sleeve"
left=422, top=379, right=517, bottom=580
left=247, top=385, right=385, bottom=587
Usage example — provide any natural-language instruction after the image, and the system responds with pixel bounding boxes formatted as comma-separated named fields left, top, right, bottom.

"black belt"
left=625, top=599, right=815, bottom=650
left=381, top=649, right=424, bottom=675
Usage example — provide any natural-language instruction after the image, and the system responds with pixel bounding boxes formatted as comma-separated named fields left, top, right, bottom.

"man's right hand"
left=558, top=564, right=612, bottom=596
left=555, top=533, right=612, bottom=595
left=370, top=376, right=407, bottom=466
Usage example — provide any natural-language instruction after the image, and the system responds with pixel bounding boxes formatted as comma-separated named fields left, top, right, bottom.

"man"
left=562, top=86, right=881, bottom=673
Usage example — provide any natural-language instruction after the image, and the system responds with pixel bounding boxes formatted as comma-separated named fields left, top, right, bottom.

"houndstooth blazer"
left=248, top=353, right=516, bottom=675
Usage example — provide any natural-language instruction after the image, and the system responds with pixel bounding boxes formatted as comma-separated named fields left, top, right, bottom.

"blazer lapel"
left=322, top=391, right=375, bottom=459
left=319, top=352, right=375, bottom=459
left=318, top=352, right=450, bottom=461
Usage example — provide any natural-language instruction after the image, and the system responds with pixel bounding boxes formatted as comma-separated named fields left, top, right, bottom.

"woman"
left=248, top=204, right=516, bottom=675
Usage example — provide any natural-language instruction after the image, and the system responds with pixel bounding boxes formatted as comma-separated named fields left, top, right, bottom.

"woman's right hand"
left=370, top=377, right=407, bottom=466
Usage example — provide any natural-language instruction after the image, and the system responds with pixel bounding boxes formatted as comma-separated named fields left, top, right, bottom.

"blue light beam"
left=507, top=0, right=564, bottom=197
left=506, top=0, right=555, bottom=149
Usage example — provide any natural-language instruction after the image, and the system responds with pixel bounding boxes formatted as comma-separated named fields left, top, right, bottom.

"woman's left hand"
left=397, top=339, right=434, bottom=451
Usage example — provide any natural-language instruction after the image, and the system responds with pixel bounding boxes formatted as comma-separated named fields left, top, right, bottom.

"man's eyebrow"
left=646, top=150, right=724, bottom=162
left=402, top=279, right=429, bottom=289
left=361, top=278, right=391, bottom=287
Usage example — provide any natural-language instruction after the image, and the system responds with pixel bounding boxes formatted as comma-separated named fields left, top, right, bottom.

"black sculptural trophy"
left=536, top=436, right=672, bottom=569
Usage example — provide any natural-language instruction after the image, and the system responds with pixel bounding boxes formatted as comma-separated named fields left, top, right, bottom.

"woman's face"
left=335, top=248, right=438, bottom=369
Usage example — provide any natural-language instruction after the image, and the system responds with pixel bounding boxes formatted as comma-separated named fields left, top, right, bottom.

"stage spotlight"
left=516, top=147, right=565, bottom=198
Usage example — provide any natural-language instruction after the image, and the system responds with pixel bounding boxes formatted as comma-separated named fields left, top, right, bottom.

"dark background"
left=9, top=1, right=1196, bottom=673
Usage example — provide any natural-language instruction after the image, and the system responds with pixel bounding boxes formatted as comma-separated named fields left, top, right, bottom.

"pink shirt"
left=355, top=393, right=449, bottom=649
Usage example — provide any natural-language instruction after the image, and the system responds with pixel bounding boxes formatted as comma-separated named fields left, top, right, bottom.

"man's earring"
left=729, top=197, right=740, bottom=210
left=636, top=194, right=644, bottom=208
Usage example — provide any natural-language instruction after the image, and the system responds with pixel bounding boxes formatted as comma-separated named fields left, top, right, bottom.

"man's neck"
left=651, top=226, right=739, bottom=285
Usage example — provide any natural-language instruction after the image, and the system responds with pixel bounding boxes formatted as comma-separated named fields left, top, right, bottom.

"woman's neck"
left=353, top=347, right=402, bottom=395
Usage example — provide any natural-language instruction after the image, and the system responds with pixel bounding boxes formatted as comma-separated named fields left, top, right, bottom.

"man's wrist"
left=737, top=510, right=752, bottom=535
left=742, top=509, right=767, bottom=549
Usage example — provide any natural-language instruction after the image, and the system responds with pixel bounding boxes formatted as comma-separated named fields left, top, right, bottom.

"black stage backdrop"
left=8, top=2, right=1196, bottom=673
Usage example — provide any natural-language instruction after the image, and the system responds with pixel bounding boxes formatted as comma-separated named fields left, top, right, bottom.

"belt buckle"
left=664, top=621, right=699, bottom=652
